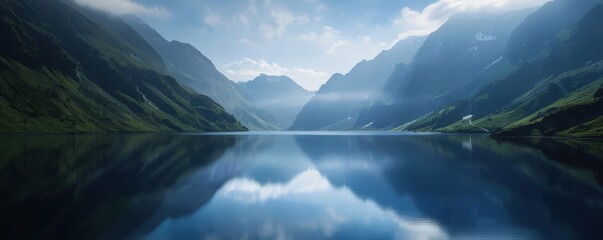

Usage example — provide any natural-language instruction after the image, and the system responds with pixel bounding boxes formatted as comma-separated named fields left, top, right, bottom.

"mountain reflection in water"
left=1, top=133, right=602, bottom=240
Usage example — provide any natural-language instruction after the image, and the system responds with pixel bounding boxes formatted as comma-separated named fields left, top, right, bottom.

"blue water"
left=1, top=132, right=602, bottom=239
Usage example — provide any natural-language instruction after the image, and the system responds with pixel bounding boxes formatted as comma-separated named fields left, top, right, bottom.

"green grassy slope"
left=494, top=76, right=603, bottom=137
left=125, top=18, right=280, bottom=130
left=396, top=3, right=603, bottom=138
left=0, top=0, right=245, bottom=132
left=401, top=62, right=603, bottom=136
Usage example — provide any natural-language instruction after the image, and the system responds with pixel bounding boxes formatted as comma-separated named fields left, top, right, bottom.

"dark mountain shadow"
left=494, top=137, right=603, bottom=191
left=0, top=134, right=240, bottom=240
left=295, top=134, right=603, bottom=239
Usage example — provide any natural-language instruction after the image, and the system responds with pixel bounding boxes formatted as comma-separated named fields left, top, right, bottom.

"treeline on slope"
left=0, top=0, right=246, bottom=132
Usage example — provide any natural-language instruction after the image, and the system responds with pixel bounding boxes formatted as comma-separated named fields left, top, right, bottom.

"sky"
left=74, top=0, right=549, bottom=91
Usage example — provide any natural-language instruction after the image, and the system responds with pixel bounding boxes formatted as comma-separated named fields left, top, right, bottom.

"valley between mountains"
left=2, top=0, right=603, bottom=138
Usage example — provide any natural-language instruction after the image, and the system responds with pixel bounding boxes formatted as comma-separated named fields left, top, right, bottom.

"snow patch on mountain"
left=475, top=32, right=496, bottom=42
left=484, top=56, right=503, bottom=70
left=361, top=122, right=374, bottom=129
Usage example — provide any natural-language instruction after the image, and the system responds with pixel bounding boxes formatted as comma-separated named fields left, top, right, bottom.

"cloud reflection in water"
left=216, top=168, right=448, bottom=240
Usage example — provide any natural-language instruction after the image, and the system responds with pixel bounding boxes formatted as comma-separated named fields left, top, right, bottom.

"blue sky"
left=74, top=0, right=548, bottom=90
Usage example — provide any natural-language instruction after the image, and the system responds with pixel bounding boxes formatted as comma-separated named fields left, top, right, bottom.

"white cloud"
left=313, top=91, right=373, bottom=102
left=203, top=8, right=221, bottom=27
left=234, top=14, right=250, bottom=27
left=73, top=0, right=170, bottom=18
left=392, top=0, right=549, bottom=42
left=233, top=0, right=258, bottom=27
left=358, top=35, right=372, bottom=44
left=222, top=58, right=327, bottom=91
left=260, top=11, right=309, bottom=39
left=300, top=25, right=339, bottom=43
left=316, top=4, right=328, bottom=13
left=299, top=32, right=318, bottom=42
left=224, top=58, right=289, bottom=77
left=292, top=68, right=328, bottom=78
left=248, top=0, right=258, bottom=14
left=263, top=0, right=272, bottom=8
left=326, top=40, right=349, bottom=54
left=299, top=26, right=349, bottom=55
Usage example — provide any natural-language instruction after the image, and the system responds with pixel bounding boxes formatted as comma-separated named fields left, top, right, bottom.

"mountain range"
left=337, top=8, right=533, bottom=130
left=2, top=0, right=603, bottom=137
left=393, top=0, right=603, bottom=138
left=239, top=74, right=314, bottom=129
left=290, top=36, right=426, bottom=130
left=290, top=0, right=603, bottom=138
left=0, top=0, right=245, bottom=132
left=124, top=18, right=280, bottom=130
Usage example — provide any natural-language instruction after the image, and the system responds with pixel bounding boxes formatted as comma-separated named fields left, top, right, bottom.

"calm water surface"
left=1, top=132, right=603, bottom=239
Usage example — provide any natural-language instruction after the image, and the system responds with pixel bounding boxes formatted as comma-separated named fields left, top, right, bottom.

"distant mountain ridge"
left=0, top=0, right=245, bottom=132
left=241, top=74, right=310, bottom=95
left=3, top=0, right=603, bottom=137
left=504, top=0, right=603, bottom=64
left=396, top=0, right=603, bottom=137
left=287, top=0, right=603, bottom=137
left=239, top=74, right=314, bottom=129
left=125, top=17, right=280, bottom=130
left=290, top=36, right=427, bottom=130
left=355, top=9, right=533, bottom=130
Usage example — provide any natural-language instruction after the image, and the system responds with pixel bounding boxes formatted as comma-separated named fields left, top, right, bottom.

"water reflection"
left=296, top=134, right=603, bottom=239
left=0, top=134, right=239, bottom=240
left=145, top=167, right=447, bottom=240
left=1, top=133, right=603, bottom=240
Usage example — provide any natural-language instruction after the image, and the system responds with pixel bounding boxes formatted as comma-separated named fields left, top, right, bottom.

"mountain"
left=398, top=1, right=603, bottom=138
left=0, top=0, right=245, bottom=132
left=239, top=74, right=313, bottom=129
left=289, top=36, right=426, bottom=130
left=504, top=0, right=603, bottom=64
left=355, top=9, right=533, bottom=130
left=0, top=134, right=239, bottom=239
left=492, top=3, right=603, bottom=137
left=124, top=17, right=279, bottom=130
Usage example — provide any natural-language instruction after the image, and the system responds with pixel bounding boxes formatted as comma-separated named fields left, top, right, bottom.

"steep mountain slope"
left=493, top=4, right=603, bottom=137
left=504, top=0, right=603, bottom=64
left=124, top=17, right=279, bottom=130
left=0, top=0, right=245, bottom=132
left=289, top=36, right=426, bottom=130
left=400, top=2, right=603, bottom=137
left=397, top=10, right=531, bottom=100
left=356, top=9, right=532, bottom=130
left=239, top=74, right=313, bottom=129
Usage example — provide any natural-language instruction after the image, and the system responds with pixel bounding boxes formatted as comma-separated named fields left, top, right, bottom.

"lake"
left=1, top=132, right=602, bottom=240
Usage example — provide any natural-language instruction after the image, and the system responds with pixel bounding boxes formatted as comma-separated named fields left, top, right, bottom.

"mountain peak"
left=254, top=74, right=290, bottom=81
left=124, top=17, right=280, bottom=130
left=239, top=74, right=314, bottom=128
left=245, top=74, right=307, bottom=92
